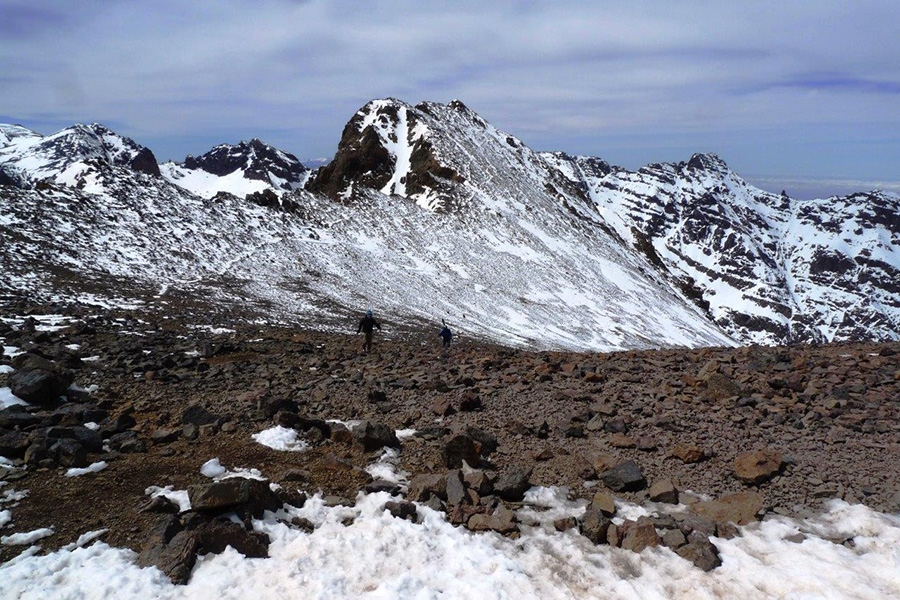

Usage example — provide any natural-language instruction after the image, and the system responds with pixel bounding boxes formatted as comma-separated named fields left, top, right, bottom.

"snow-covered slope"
left=1, top=100, right=898, bottom=348
left=543, top=152, right=900, bottom=344
left=0, top=123, right=160, bottom=190
left=160, top=139, right=308, bottom=199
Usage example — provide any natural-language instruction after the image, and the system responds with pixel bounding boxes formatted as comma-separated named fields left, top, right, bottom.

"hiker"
left=357, top=309, right=380, bottom=354
left=439, top=321, right=453, bottom=348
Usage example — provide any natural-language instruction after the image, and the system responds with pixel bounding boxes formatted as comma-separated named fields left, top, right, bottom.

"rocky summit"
left=2, top=297, right=899, bottom=578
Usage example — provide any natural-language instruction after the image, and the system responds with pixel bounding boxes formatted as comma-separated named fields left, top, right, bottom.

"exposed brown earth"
left=2, top=300, right=899, bottom=566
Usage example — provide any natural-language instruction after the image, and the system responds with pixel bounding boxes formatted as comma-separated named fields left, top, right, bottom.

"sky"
left=1, top=0, right=899, bottom=199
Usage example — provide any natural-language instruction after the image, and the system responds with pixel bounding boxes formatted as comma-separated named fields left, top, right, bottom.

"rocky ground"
left=2, top=297, right=899, bottom=574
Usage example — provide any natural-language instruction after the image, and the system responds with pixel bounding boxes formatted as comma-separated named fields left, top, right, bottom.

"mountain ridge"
left=1, top=99, right=898, bottom=349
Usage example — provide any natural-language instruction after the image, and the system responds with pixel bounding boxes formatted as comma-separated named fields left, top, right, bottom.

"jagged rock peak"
left=308, top=98, right=474, bottom=209
left=686, top=152, right=730, bottom=174
left=181, top=138, right=306, bottom=187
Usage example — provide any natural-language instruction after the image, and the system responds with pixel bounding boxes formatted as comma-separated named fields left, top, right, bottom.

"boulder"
left=352, top=420, right=400, bottom=452
left=442, top=433, right=481, bottom=469
left=466, top=504, right=518, bottom=535
left=600, top=460, right=646, bottom=492
left=407, top=473, right=446, bottom=502
left=691, top=491, right=764, bottom=527
left=8, top=353, right=72, bottom=405
left=621, top=520, right=661, bottom=553
left=0, top=405, right=43, bottom=429
left=734, top=449, right=784, bottom=485
left=579, top=508, right=611, bottom=544
left=676, top=533, right=722, bottom=571
left=384, top=500, right=417, bottom=521
left=0, top=430, right=33, bottom=458
left=464, top=470, right=495, bottom=496
left=589, top=492, right=617, bottom=517
left=494, top=465, right=532, bottom=501
left=187, top=477, right=281, bottom=518
left=671, top=444, right=706, bottom=464
left=194, top=519, right=269, bottom=558
left=47, top=426, right=103, bottom=452
left=446, top=470, right=468, bottom=505
left=648, top=479, right=679, bottom=504
left=50, top=438, right=88, bottom=467
left=181, top=404, right=220, bottom=427
left=465, top=427, right=498, bottom=456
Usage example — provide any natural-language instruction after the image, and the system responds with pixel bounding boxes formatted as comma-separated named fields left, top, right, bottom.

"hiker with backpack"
left=357, top=309, right=380, bottom=354
left=439, top=320, right=453, bottom=348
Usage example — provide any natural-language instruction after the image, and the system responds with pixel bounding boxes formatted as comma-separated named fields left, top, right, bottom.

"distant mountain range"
left=1, top=99, right=898, bottom=350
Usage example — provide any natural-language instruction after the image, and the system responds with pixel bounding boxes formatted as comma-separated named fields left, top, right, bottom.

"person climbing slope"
left=439, top=320, right=453, bottom=348
left=357, top=309, right=381, bottom=354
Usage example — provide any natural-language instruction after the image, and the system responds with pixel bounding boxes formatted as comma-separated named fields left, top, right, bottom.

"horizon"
left=2, top=1, right=899, bottom=200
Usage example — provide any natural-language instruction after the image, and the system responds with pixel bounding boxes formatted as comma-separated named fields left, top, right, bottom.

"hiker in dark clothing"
left=357, top=309, right=380, bottom=354
left=439, top=322, right=453, bottom=348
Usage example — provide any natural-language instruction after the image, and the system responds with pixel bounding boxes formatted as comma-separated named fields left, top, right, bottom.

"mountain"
left=543, top=152, right=900, bottom=344
left=1, top=99, right=898, bottom=349
left=0, top=123, right=160, bottom=190
left=160, top=138, right=309, bottom=199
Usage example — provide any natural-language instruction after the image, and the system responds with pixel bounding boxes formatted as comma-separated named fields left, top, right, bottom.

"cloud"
left=1, top=0, right=898, bottom=189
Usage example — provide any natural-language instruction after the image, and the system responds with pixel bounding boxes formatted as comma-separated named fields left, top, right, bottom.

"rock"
left=467, top=504, right=518, bottom=535
left=47, top=426, right=103, bottom=452
left=662, top=528, right=687, bottom=549
left=600, top=460, right=646, bottom=492
left=329, top=422, right=354, bottom=445
left=353, top=420, right=400, bottom=452
left=446, top=470, right=468, bottom=505
left=0, top=406, right=42, bottom=429
left=151, top=428, right=182, bottom=444
left=458, top=391, right=482, bottom=412
left=579, top=508, right=611, bottom=544
left=384, top=500, right=417, bottom=521
left=0, top=431, right=33, bottom=458
left=676, top=533, right=722, bottom=571
left=51, top=438, right=88, bottom=467
left=494, top=465, right=533, bottom=501
left=365, top=479, right=402, bottom=495
left=671, top=444, right=706, bottom=464
left=187, top=477, right=281, bottom=518
left=431, top=397, right=454, bottom=417
left=734, top=449, right=784, bottom=485
left=194, top=519, right=269, bottom=558
left=691, top=491, right=764, bottom=527
left=99, top=413, right=137, bottom=437
left=465, top=427, right=498, bottom=456
left=705, top=373, right=742, bottom=401
left=442, top=433, right=481, bottom=469
left=588, top=492, right=617, bottom=517
left=181, top=404, right=220, bottom=427
left=139, top=529, right=199, bottom=585
left=464, top=470, right=495, bottom=496
left=648, top=479, right=679, bottom=504
left=621, top=520, right=660, bottom=553
left=554, top=517, right=578, bottom=532
left=609, top=433, right=636, bottom=448
left=407, top=473, right=446, bottom=502
left=673, top=513, right=718, bottom=537
left=8, top=353, right=72, bottom=405
left=108, top=430, right=146, bottom=453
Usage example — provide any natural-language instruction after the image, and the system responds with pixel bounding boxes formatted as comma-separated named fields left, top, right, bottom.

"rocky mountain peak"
left=686, top=152, right=730, bottom=174
left=180, top=138, right=306, bottom=189
left=307, top=98, right=468, bottom=209
left=0, top=122, right=160, bottom=187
